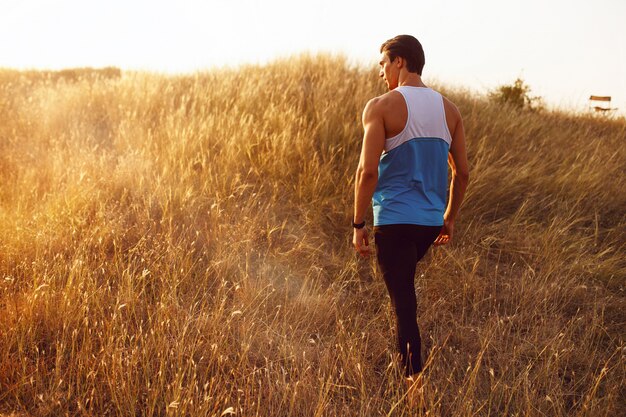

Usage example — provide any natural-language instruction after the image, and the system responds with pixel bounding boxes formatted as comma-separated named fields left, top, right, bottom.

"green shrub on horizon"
left=489, top=77, right=544, bottom=111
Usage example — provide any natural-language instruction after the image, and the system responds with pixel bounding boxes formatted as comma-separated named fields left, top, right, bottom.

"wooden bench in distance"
left=589, top=95, right=615, bottom=112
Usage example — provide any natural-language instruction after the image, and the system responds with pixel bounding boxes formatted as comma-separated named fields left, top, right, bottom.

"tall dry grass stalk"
left=0, top=55, right=624, bottom=416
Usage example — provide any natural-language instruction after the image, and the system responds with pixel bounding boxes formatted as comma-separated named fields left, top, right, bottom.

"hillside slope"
left=0, top=57, right=624, bottom=416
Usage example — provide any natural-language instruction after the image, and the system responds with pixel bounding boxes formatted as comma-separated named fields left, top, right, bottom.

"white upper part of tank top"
left=384, top=86, right=453, bottom=153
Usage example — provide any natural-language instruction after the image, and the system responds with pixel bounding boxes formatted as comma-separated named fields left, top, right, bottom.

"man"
left=352, top=35, right=469, bottom=388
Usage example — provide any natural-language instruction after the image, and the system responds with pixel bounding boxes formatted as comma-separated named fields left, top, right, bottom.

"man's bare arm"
left=435, top=101, right=469, bottom=246
left=353, top=98, right=385, bottom=256
left=354, top=98, right=386, bottom=223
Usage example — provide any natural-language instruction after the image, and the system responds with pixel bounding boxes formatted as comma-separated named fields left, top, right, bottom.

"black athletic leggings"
left=373, top=224, right=441, bottom=377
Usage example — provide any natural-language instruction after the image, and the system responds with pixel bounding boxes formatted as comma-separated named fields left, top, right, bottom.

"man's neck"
left=398, top=71, right=427, bottom=88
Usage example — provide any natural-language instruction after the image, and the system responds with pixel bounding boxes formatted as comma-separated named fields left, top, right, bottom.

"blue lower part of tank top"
left=373, top=137, right=449, bottom=227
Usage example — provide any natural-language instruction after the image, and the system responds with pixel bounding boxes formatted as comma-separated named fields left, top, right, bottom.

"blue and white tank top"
left=372, top=86, right=452, bottom=226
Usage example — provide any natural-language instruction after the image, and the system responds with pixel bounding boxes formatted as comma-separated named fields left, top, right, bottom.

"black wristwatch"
left=352, top=220, right=366, bottom=229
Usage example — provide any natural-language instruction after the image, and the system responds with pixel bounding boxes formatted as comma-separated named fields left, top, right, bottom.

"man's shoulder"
left=439, top=94, right=463, bottom=136
left=377, top=90, right=404, bottom=104
left=441, top=94, right=462, bottom=120
left=366, top=91, right=404, bottom=113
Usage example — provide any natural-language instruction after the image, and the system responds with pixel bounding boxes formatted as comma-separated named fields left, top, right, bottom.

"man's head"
left=379, top=35, right=425, bottom=89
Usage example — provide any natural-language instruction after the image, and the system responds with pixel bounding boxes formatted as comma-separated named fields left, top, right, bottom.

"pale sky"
left=1, top=0, right=625, bottom=114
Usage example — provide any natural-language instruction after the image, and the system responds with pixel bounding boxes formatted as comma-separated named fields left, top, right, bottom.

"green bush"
left=489, top=78, right=543, bottom=111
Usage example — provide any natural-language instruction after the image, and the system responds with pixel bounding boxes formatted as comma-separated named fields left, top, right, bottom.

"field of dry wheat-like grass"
left=0, top=56, right=624, bottom=416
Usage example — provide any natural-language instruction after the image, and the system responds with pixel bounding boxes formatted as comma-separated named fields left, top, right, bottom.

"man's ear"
left=395, top=56, right=403, bottom=69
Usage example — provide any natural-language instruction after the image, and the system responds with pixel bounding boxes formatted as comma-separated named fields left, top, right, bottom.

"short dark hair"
left=380, top=35, right=425, bottom=75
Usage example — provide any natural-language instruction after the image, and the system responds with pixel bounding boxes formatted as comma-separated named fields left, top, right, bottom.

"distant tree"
left=490, top=78, right=543, bottom=111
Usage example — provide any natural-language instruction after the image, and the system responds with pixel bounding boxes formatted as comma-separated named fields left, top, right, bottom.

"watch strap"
left=352, top=220, right=366, bottom=229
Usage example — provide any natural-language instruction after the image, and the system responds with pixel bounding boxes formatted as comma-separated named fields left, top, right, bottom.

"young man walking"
left=352, top=35, right=469, bottom=393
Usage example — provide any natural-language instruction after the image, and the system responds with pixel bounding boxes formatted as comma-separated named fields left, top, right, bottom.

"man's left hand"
left=353, top=227, right=371, bottom=257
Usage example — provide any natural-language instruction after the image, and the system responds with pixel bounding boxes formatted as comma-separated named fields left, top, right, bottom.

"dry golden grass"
left=0, top=55, right=624, bottom=416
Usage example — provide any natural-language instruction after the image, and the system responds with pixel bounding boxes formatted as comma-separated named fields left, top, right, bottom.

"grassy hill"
left=0, top=56, right=624, bottom=416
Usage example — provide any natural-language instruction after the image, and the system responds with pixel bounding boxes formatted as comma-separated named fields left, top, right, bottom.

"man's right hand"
left=434, top=219, right=454, bottom=246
